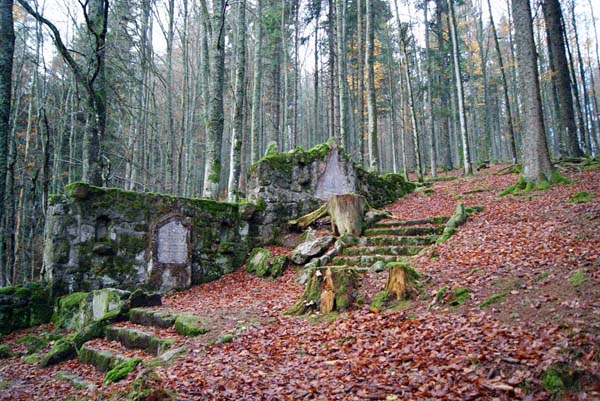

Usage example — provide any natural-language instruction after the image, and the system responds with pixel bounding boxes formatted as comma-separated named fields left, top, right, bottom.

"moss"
left=104, top=357, right=142, bottom=384
left=0, top=344, right=13, bottom=359
left=16, top=335, right=48, bottom=354
left=570, top=191, right=595, bottom=204
left=53, top=292, right=88, bottom=329
left=174, top=315, right=210, bottom=337
left=541, top=365, right=575, bottom=395
left=450, top=287, right=470, bottom=305
left=369, top=291, right=389, bottom=313
left=248, top=141, right=333, bottom=176
left=218, top=333, right=234, bottom=344
left=568, top=270, right=586, bottom=288
left=479, top=290, right=508, bottom=308
left=435, top=286, right=447, bottom=302
left=23, top=353, right=40, bottom=364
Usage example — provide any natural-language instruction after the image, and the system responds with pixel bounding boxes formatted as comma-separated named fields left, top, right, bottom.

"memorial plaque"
left=157, top=220, right=189, bottom=264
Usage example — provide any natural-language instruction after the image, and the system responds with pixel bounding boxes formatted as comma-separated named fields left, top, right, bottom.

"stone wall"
left=44, top=183, right=251, bottom=295
left=246, top=141, right=415, bottom=244
left=0, top=282, right=53, bottom=334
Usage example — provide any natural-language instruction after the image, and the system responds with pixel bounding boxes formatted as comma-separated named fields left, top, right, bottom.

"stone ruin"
left=41, top=141, right=414, bottom=297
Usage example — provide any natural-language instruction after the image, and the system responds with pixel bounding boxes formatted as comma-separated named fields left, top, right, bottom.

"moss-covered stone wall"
left=43, top=183, right=250, bottom=295
left=246, top=141, right=415, bottom=245
left=0, top=282, right=53, bottom=334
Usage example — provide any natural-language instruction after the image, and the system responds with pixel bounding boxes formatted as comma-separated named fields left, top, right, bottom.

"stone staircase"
left=74, top=309, right=185, bottom=378
left=329, top=215, right=449, bottom=271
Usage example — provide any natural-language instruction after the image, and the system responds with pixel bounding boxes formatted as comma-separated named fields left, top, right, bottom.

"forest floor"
left=0, top=163, right=599, bottom=400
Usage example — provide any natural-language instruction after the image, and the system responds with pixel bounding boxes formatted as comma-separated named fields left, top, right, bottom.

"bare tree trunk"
left=542, top=0, right=583, bottom=158
left=250, top=0, right=263, bottom=162
left=0, top=0, right=15, bottom=285
left=227, top=0, right=246, bottom=202
left=357, top=0, right=365, bottom=164
left=487, top=0, right=517, bottom=164
left=424, top=1, right=437, bottom=177
left=512, top=0, right=553, bottom=183
left=336, top=0, right=349, bottom=149
left=448, top=0, right=472, bottom=175
left=366, top=0, right=378, bottom=171
left=202, top=0, right=227, bottom=199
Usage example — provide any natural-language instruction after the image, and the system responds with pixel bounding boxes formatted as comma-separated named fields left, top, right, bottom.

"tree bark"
left=250, top=0, right=263, bottom=163
left=0, top=0, right=15, bottom=285
left=328, top=194, right=366, bottom=237
left=448, top=0, right=472, bottom=175
left=512, top=0, right=553, bottom=183
left=366, top=0, right=378, bottom=171
left=227, top=0, right=246, bottom=202
left=202, top=0, right=227, bottom=199
left=336, top=0, right=348, bottom=149
left=541, top=0, right=583, bottom=158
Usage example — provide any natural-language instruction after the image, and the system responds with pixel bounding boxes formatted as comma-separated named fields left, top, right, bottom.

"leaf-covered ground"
left=1, top=164, right=598, bottom=400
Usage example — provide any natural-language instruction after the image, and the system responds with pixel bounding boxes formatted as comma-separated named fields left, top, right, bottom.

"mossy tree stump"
left=286, top=266, right=358, bottom=315
left=328, top=194, right=366, bottom=236
left=385, top=262, right=420, bottom=301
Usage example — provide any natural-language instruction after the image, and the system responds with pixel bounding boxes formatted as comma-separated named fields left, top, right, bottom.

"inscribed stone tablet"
left=157, top=220, right=189, bottom=264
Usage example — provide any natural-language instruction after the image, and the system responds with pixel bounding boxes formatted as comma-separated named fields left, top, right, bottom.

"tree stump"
left=285, top=266, right=358, bottom=315
left=328, top=194, right=367, bottom=237
left=385, top=262, right=420, bottom=300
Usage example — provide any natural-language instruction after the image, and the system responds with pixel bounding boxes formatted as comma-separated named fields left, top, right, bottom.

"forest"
left=0, top=0, right=599, bottom=399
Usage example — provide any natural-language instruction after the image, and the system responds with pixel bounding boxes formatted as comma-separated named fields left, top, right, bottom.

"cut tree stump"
left=289, top=194, right=367, bottom=237
left=328, top=194, right=367, bottom=237
left=285, top=266, right=358, bottom=315
left=385, top=262, right=420, bottom=300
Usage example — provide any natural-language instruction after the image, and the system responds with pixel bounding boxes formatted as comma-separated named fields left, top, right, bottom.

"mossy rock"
left=23, top=353, right=40, bottom=364
left=104, top=357, right=142, bottom=384
left=174, top=315, right=210, bottom=337
left=105, top=326, right=173, bottom=356
left=0, top=344, right=13, bottom=359
left=53, top=292, right=88, bottom=329
left=0, top=282, right=53, bottom=334
left=129, top=308, right=176, bottom=328
left=246, top=248, right=288, bottom=279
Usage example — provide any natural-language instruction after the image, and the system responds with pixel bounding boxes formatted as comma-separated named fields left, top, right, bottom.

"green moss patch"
left=246, top=248, right=288, bottom=279
left=53, top=292, right=88, bottom=329
left=23, top=353, right=40, bottom=364
left=0, top=344, right=13, bottom=359
left=449, top=287, right=470, bottom=306
left=174, top=315, right=210, bottom=337
left=369, top=291, right=389, bottom=313
left=479, top=291, right=509, bottom=308
left=0, top=282, right=53, bottom=334
left=570, top=191, right=595, bottom=204
left=16, top=335, right=48, bottom=354
left=569, top=270, right=586, bottom=288
left=104, top=357, right=142, bottom=384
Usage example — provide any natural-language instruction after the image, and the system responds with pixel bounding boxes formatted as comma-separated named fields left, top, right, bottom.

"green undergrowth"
left=570, top=191, right=596, bottom=204
left=499, top=170, right=571, bottom=196
left=369, top=291, right=389, bottom=313
left=541, top=364, right=581, bottom=396
left=449, top=287, right=470, bottom=306
left=0, top=344, right=13, bottom=359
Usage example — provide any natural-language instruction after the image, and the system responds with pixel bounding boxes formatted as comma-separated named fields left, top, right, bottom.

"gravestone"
left=151, top=217, right=191, bottom=292
left=157, top=220, right=189, bottom=265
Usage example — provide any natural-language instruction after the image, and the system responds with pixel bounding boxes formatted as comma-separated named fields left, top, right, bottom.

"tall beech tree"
left=512, top=0, right=553, bottom=184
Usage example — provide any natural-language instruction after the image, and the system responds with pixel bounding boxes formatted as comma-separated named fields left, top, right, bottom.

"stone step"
left=372, top=216, right=449, bottom=228
left=78, top=343, right=133, bottom=373
left=364, top=226, right=444, bottom=237
left=330, top=255, right=406, bottom=267
left=342, top=245, right=423, bottom=257
left=105, top=326, right=174, bottom=356
left=362, top=235, right=437, bottom=247
left=129, top=308, right=177, bottom=328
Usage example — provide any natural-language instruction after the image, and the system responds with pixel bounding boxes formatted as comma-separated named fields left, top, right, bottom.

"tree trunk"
left=0, top=0, right=15, bottom=285
left=385, top=262, right=418, bottom=300
left=227, top=0, right=246, bottom=202
left=336, top=0, right=348, bottom=149
left=542, top=0, right=583, bottom=158
left=512, top=0, right=553, bottom=183
left=328, top=194, right=366, bottom=237
left=202, top=0, right=226, bottom=199
left=357, top=0, right=365, bottom=164
left=366, top=0, right=378, bottom=171
left=448, top=0, right=472, bottom=175
left=424, top=1, right=437, bottom=177
left=487, top=0, right=517, bottom=164
left=250, top=0, right=263, bottom=163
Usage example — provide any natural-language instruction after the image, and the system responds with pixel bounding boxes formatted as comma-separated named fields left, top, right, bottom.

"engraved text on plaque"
left=157, top=220, right=189, bottom=264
